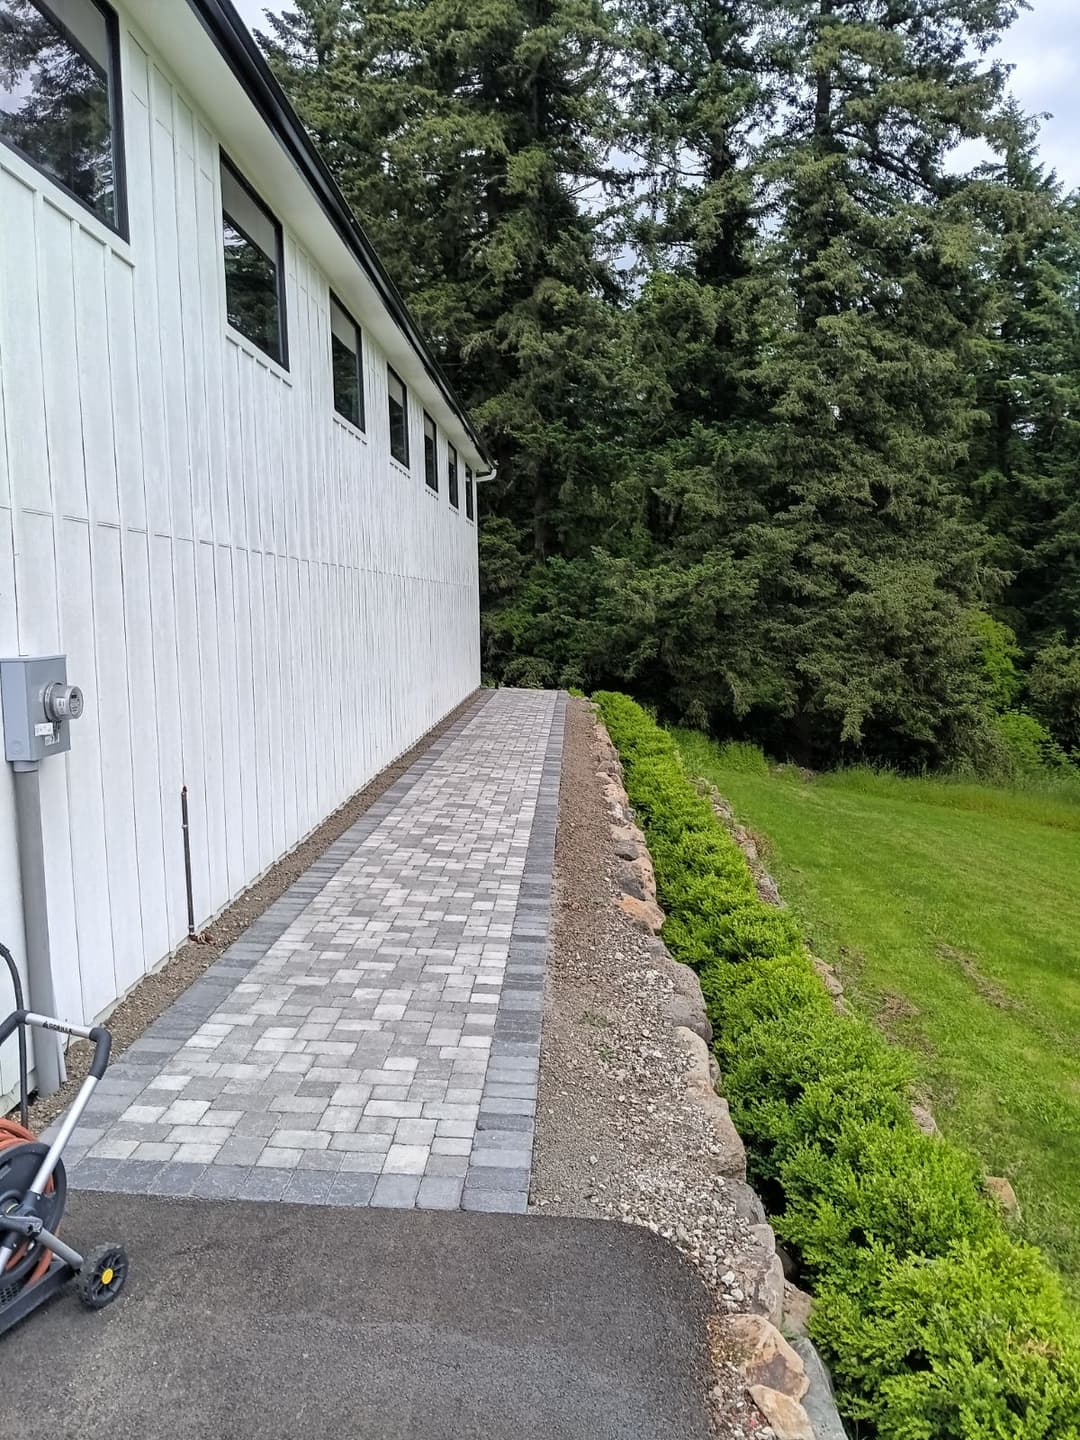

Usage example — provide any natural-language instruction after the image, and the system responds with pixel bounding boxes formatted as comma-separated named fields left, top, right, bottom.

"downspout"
left=0, top=658, right=84, bottom=1098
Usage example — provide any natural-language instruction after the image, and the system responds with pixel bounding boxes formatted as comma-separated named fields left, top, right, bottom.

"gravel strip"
left=531, top=697, right=768, bottom=1439
left=16, top=690, right=484, bottom=1132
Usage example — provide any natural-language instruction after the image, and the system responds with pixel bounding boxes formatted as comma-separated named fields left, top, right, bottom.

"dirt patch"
left=532, top=698, right=767, bottom=1439
left=18, top=690, right=483, bottom=1132
left=878, top=991, right=920, bottom=1029
left=938, top=943, right=1020, bottom=1012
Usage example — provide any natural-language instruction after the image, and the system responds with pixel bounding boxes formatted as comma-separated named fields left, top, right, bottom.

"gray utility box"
left=0, top=656, right=84, bottom=763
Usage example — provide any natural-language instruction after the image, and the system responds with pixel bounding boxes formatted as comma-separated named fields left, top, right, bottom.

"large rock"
left=675, top=1027, right=746, bottom=1179
left=749, top=1386, right=815, bottom=1440
left=604, top=778, right=631, bottom=811
left=617, top=862, right=648, bottom=902
left=740, top=1243, right=786, bottom=1328
left=783, top=1282, right=813, bottom=1336
left=791, top=1336, right=849, bottom=1440
left=985, top=1175, right=1021, bottom=1218
left=667, top=991, right=712, bottom=1043
left=628, top=853, right=657, bottom=902
left=611, top=825, right=643, bottom=861
left=811, top=956, right=844, bottom=1001
left=756, top=871, right=786, bottom=908
left=656, top=944, right=712, bottom=1040
left=728, top=1179, right=767, bottom=1226
left=618, top=894, right=665, bottom=934
left=728, top=1313, right=808, bottom=1400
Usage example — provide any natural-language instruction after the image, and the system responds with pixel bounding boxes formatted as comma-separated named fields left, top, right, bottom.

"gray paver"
left=63, top=689, right=565, bottom=1211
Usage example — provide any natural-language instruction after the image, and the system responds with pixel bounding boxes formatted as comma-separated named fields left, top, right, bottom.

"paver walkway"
left=57, top=688, right=565, bottom=1212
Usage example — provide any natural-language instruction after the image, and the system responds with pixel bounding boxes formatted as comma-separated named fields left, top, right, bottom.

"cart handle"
left=0, top=1011, right=112, bottom=1082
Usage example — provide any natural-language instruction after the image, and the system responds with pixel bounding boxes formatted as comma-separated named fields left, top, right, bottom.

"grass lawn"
left=675, top=731, right=1080, bottom=1299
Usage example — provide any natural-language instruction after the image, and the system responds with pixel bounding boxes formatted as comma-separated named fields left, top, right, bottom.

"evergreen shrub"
left=593, top=690, right=1080, bottom=1437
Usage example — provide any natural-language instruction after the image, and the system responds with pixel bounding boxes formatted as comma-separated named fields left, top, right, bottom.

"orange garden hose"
left=0, top=1114, right=56, bottom=1285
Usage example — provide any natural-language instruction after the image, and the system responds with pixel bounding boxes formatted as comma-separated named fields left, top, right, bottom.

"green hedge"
left=593, top=691, right=1080, bottom=1440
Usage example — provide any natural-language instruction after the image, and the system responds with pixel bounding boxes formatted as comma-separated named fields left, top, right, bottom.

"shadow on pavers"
left=0, top=1193, right=714, bottom=1440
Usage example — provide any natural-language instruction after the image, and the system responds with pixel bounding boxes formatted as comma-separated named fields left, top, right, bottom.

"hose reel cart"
left=0, top=943, right=128, bottom=1334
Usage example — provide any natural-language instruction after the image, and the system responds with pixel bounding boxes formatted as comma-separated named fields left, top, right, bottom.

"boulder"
left=985, top=1175, right=1021, bottom=1218
left=756, top=872, right=786, bottom=908
left=729, top=1313, right=808, bottom=1400
left=749, top=1222, right=776, bottom=1256
left=675, top=1026, right=746, bottom=1179
left=811, top=956, right=844, bottom=1001
left=667, top=991, right=711, bottom=1043
left=783, top=1282, right=813, bottom=1336
left=751, top=1252, right=786, bottom=1329
left=611, top=826, right=643, bottom=861
left=617, top=864, right=648, bottom=902
left=618, top=894, right=665, bottom=933
left=603, top=778, right=630, bottom=810
left=749, top=1386, right=815, bottom=1440
left=628, top=853, right=657, bottom=902
left=791, top=1337, right=849, bottom=1440
left=726, top=1225, right=785, bottom=1327
left=728, top=1179, right=767, bottom=1226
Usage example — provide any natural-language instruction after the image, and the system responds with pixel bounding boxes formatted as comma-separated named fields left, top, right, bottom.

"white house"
left=0, top=0, right=487, bottom=1096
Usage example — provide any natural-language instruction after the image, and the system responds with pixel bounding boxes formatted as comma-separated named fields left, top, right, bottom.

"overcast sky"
left=231, top=0, right=1080, bottom=192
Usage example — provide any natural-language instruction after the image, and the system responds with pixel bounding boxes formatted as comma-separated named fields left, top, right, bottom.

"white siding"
left=0, top=17, right=480, bottom=1091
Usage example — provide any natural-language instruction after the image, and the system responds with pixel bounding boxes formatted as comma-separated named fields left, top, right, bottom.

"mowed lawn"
left=676, top=732, right=1080, bottom=1298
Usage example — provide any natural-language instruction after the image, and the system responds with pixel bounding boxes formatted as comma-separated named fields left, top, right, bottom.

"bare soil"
left=18, top=690, right=483, bottom=1131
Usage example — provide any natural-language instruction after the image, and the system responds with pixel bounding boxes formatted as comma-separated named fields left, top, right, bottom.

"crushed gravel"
left=16, top=691, right=482, bottom=1132
left=531, top=697, right=769, bottom=1439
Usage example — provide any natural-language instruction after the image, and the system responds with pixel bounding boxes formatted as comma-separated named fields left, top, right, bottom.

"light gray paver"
left=61, top=689, right=565, bottom=1211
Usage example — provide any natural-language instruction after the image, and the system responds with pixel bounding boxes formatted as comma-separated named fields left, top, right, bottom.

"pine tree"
left=263, top=0, right=627, bottom=547
left=963, top=103, right=1080, bottom=648
left=718, top=0, right=1023, bottom=763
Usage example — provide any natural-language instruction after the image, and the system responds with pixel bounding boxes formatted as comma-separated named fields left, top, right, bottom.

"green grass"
left=676, top=730, right=1080, bottom=1298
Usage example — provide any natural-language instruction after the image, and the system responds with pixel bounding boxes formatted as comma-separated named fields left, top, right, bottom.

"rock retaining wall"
left=593, top=716, right=847, bottom=1440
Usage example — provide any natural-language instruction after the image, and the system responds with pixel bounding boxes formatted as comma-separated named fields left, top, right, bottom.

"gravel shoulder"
left=17, top=690, right=483, bottom=1131
left=531, top=697, right=768, bottom=1439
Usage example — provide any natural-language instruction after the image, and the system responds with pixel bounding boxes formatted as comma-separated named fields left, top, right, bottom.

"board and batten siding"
left=0, top=20, right=480, bottom=1093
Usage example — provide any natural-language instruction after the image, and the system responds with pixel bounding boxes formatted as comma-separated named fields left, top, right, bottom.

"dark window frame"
left=423, top=412, right=438, bottom=492
left=447, top=442, right=459, bottom=510
left=328, top=289, right=365, bottom=432
left=387, top=364, right=409, bottom=468
left=465, top=465, right=474, bottom=521
left=0, top=0, right=129, bottom=239
left=220, top=150, right=288, bottom=370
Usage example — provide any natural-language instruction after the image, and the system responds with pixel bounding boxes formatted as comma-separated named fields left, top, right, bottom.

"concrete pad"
left=1, top=1192, right=714, bottom=1440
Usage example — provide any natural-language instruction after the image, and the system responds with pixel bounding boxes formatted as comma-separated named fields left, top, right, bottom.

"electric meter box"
left=0, top=656, right=83, bottom=763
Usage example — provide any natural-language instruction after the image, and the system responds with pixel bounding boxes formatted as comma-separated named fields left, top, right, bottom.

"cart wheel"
left=76, top=1243, right=128, bottom=1310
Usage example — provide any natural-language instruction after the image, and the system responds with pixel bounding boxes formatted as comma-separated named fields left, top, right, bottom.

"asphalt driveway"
left=0, top=1193, right=713, bottom=1440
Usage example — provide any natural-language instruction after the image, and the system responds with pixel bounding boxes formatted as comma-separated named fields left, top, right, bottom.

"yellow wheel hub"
left=100, top=1267, right=114, bottom=1286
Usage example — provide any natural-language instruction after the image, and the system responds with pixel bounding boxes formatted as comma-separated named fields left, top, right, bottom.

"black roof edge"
left=187, top=0, right=493, bottom=469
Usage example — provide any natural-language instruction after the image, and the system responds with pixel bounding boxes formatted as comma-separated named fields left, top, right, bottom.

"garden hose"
left=1, top=942, right=54, bottom=1287
left=0, top=1115, right=57, bottom=1286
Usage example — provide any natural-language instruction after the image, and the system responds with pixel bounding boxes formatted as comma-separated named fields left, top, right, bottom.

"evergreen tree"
left=722, top=0, right=1022, bottom=762
left=260, top=0, right=1080, bottom=767
left=262, top=0, right=628, bottom=566
left=964, top=104, right=1080, bottom=649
